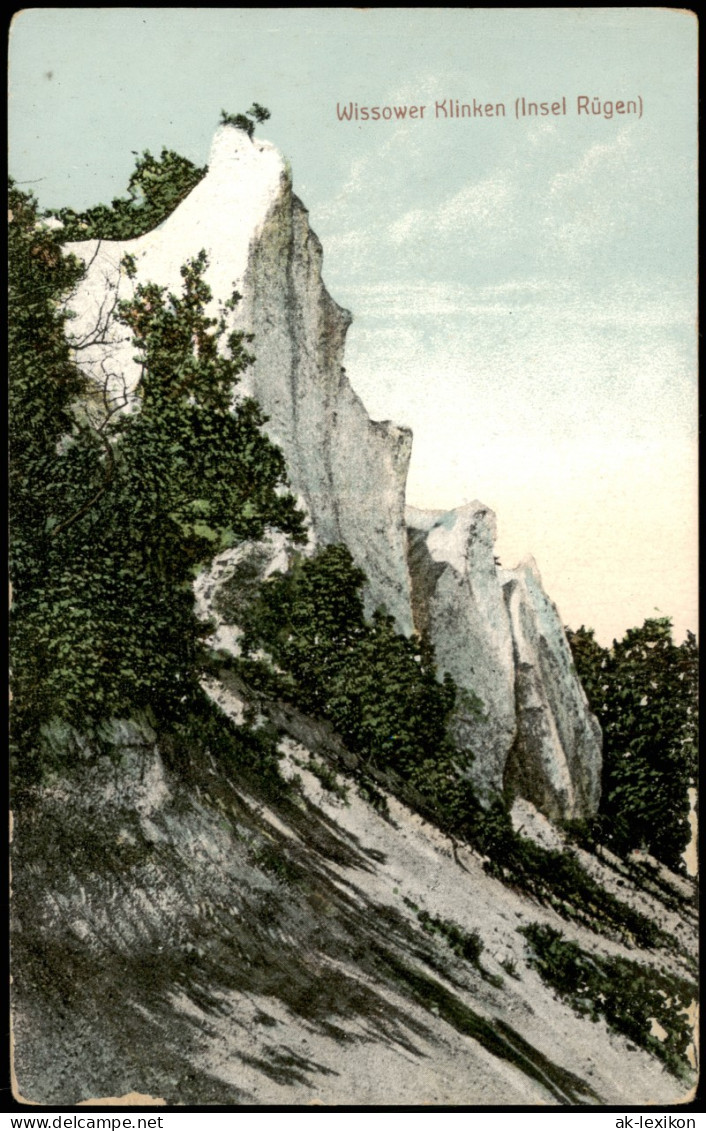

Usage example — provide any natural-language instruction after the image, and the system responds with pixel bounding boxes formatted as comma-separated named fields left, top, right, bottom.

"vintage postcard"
left=8, top=8, right=698, bottom=1110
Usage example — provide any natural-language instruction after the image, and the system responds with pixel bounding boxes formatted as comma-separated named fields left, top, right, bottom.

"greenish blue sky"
left=9, top=8, right=698, bottom=644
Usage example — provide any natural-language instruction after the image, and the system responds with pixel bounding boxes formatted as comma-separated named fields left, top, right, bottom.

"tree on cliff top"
left=220, top=104, right=271, bottom=138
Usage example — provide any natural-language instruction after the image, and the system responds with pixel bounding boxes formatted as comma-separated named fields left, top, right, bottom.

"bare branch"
left=70, top=278, right=121, bottom=351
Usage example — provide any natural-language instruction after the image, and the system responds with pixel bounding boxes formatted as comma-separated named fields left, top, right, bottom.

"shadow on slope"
left=12, top=711, right=600, bottom=1106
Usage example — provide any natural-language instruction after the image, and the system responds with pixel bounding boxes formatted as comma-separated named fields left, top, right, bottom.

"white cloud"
left=387, top=208, right=425, bottom=244
left=549, top=128, right=635, bottom=199
left=388, top=176, right=516, bottom=245
left=437, top=177, right=516, bottom=231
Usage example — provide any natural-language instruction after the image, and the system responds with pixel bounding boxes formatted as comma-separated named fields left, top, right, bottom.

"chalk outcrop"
left=406, top=505, right=602, bottom=819
left=65, top=124, right=600, bottom=820
left=406, top=503, right=517, bottom=803
left=501, top=557, right=603, bottom=820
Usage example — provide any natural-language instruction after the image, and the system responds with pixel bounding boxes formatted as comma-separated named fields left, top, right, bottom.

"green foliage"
left=48, top=148, right=207, bottom=241
left=521, top=922, right=697, bottom=1078
left=220, top=104, right=271, bottom=139
left=10, top=183, right=99, bottom=774
left=356, top=773, right=390, bottom=816
left=213, top=548, right=273, bottom=624
left=476, top=803, right=662, bottom=948
left=9, top=187, right=304, bottom=781
left=567, top=619, right=698, bottom=871
left=159, top=689, right=290, bottom=806
left=307, top=758, right=349, bottom=802
left=230, top=544, right=468, bottom=806
left=403, top=899, right=484, bottom=966
left=237, top=546, right=369, bottom=716
left=9, top=182, right=88, bottom=597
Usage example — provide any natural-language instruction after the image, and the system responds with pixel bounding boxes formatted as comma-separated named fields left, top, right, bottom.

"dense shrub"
left=221, top=543, right=489, bottom=836
left=9, top=187, right=304, bottom=782
left=233, top=545, right=463, bottom=786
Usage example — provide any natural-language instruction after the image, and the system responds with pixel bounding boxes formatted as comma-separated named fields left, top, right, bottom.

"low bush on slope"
left=521, top=923, right=697, bottom=1079
left=230, top=545, right=461, bottom=785
left=218, top=551, right=666, bottom=951
left=477, top=806, right=663, bottom=949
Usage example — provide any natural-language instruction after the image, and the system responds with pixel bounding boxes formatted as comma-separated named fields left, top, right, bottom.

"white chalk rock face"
left=232, top=164, right=414, bottom=631
left=406, top=503, right=517, bottom=802
left=501, top=558, right=603, bottom=820
left=65, top=125, right=414, bottom=632
left=406, top=505, right=602, bottom=820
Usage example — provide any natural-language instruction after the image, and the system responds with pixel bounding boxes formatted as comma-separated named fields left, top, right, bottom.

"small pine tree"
left=220, top=104, right=271, bottom=139
left=248, top=103, right=271, bottom=124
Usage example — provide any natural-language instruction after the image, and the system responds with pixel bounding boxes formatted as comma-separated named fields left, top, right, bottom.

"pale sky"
left=9, top=8, right=698, bottom=645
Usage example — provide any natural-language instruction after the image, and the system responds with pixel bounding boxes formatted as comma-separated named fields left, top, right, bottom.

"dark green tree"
left=567, top=619, right=698, bottom=870
left=239, top=545, right=368, bottom=713
left=9, top=182, right=96, bottom=757
left=237, top=543, right=461, bottom=790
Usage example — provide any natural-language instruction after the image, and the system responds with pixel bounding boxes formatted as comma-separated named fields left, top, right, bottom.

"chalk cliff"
left=406, top=503, right=517, bottom=804
left=66, top=124, right=600, bottom=821
left=12, top=124, right=695, bottom=1110
left=501, top=557, right=603, bottom=820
